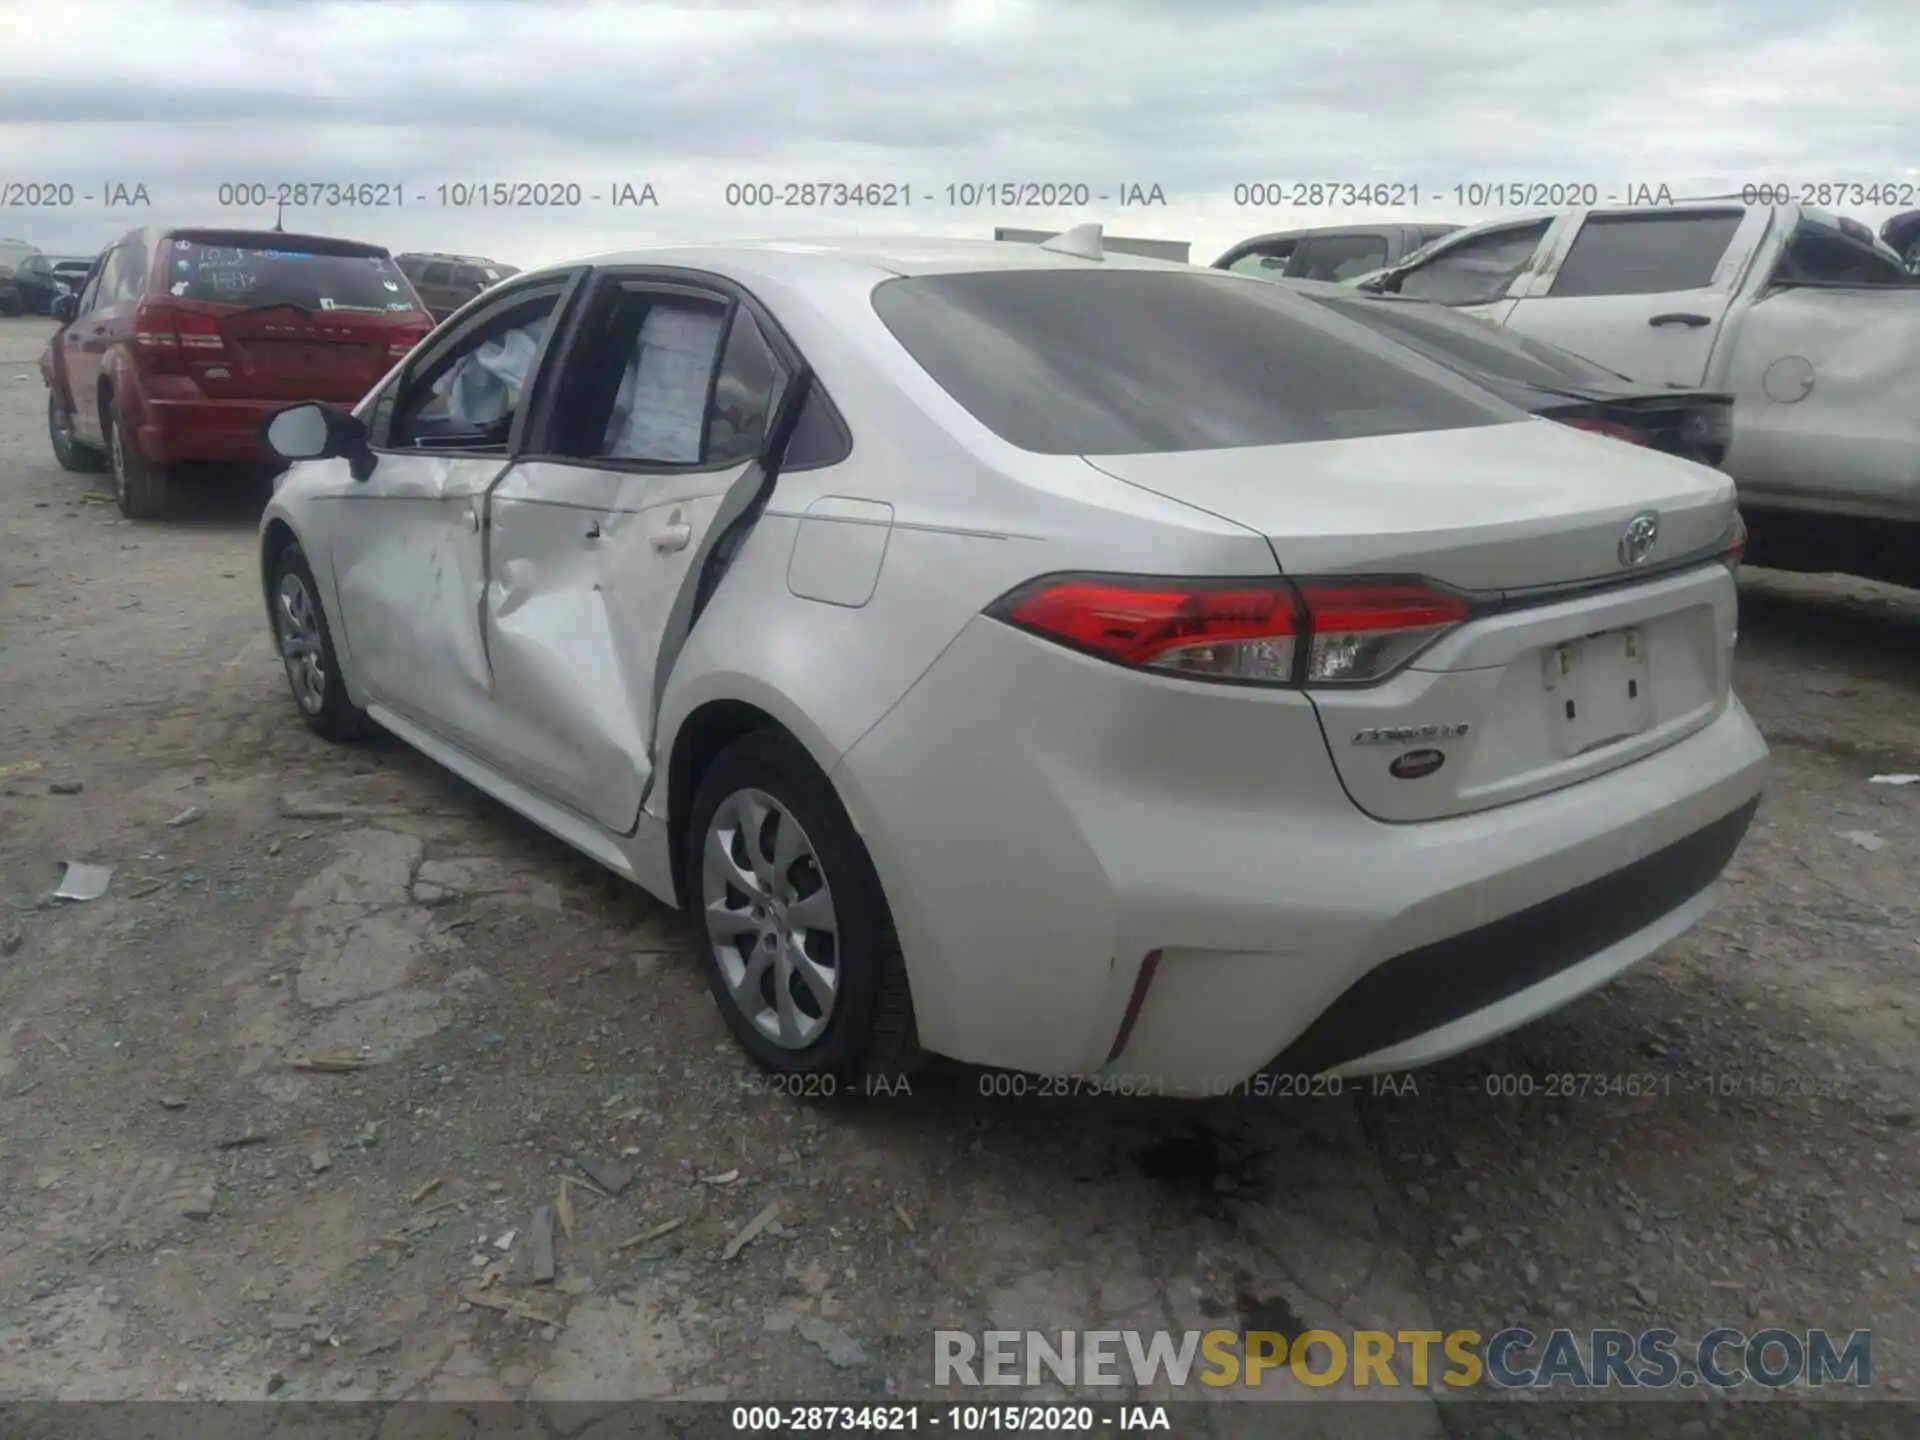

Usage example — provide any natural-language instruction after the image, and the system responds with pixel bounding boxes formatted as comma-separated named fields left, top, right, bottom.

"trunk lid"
left=208, top=303, right=407, bottom=401
left=1086, top=419, right=1741, bottom=821
left=1084, top=416, right=1734, bottom=591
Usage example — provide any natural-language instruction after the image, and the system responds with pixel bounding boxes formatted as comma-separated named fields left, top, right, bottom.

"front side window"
left=1395, top=221, right=1551, bottom=306
left=872, top=269, right=1515, bottom=456
left=1546, top=211, right=1743, bottom=297
left=389, top=287, right=564, bottom=451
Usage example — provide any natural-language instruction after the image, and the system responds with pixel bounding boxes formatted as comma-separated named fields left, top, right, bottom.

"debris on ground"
left=575, top=1155, right=632, bottom=1195
left=1836, top=829, right=1887, bottom=851
left=797, top=1316, right=869, bottom=1369
left=1869, top=773, right=1920, bottom=785
left=530, top=1205, right=556, bottom=1284
left=555, top=1184, right=575, bottom=1239
left=165, top=806, right=203, bottom=828
left=616, top=1216, right=685, bottom=1250
left=289, top=1052, right=369, bottom=1073
left=52, top=862, right=113, bottom=901
left=309, top=1147, right=332, bottom=1174
left=408, top=1177, right=443, bottom=1205
left=460, top=1291, right=562, bottom=1327
left=48, top=779, right=84, bottom=795
left=723, top=1202, right=781, bottom=1261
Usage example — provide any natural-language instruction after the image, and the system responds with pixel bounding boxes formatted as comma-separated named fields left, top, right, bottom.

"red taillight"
left=133, top=301, right=225, bottom=369
left=990, top=576, right=1470, bottom=686
left=1560, top=417, right=1652, bottom=446
left=388, top=325, right=429, bottom=361
left=1725, top=512, right=1747, bottom=571
left=1293, top=582, right=1472, bottom=684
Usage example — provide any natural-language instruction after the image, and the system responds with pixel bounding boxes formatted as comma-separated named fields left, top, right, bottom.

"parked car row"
left=1219, top=199, right=1920, bottom=587
left=245, top=224, right=1764, bottom=1091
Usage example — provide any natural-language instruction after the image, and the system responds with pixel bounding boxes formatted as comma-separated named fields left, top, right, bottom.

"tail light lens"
left=988, top=575, right=1470, bottom=687
left=388, top=323, right=430, bottom=361
left=1559, top=417, right=1651, bottom=446
left=133, top=301, right=226, bottom=371
left=1724, top=511, right=1747, bottom=571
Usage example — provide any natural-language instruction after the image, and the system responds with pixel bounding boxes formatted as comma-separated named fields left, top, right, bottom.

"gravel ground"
left=1, top=315, right=1914, bottom=1434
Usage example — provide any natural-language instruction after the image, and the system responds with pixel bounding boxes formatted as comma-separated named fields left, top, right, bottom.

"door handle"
left=650, top=522, right=692, bottom=553
left=1648, top=312, right=1711, bottom=327
left=584, top=519, right=603, bottom=541
left=464, top=507, right=480, bottom=532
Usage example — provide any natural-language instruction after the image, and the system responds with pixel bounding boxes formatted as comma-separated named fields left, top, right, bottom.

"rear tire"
left=269, top=543, right=371, bottom=742
left=48, top=390, right=106, bottom=473
left=686, top=730, right=921, bottom=1088
left=104, top=394, right=171, bottom=520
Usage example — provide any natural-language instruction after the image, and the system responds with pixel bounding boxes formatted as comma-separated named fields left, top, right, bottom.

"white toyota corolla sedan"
left=256, top=228, right=1767, bottom=1096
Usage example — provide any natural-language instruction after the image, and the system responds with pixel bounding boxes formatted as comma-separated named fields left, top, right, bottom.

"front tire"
left=48, top=390, right=106, bottom=473
left=104, top=394, right=171, bottom=520
left=686, top=731, right=920, bottom=1086
left=269, top=544, right=369, bottom=741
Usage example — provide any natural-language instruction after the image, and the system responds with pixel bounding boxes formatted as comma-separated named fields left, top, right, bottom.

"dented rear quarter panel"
left=1714, top=283, right=1920, bottom=515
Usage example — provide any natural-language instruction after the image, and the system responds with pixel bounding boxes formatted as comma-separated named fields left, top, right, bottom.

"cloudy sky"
left=2, top=0, right=1916, bottom=269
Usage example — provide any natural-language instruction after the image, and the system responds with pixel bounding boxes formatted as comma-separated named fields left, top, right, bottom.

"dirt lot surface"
left=1, top=314, right=1916, bottom=1432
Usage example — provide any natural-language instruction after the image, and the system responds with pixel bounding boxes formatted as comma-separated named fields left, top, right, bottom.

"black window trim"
left=368, top=267, right=590, bottom=457
left=1766, top=220, right=1913, bottom=292
left=517, top=263, right=851, bottom=477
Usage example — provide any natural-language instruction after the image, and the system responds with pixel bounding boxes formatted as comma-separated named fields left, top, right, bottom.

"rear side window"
left=1547, top=211, right=1743, bottom=297
left=165, top=238, right=420, bottom=313
left=871, top=270, right=1515, bottom=455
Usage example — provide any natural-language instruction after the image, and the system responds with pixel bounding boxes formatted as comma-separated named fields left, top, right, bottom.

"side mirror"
left=262, top=402, right=376, bottom=481
left=51, top=294, right=76, bottom=322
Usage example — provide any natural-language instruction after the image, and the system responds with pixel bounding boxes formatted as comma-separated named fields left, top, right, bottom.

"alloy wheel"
left=274, top=571, right=328, bottom=714
left=700, top=788, right=840, bottom=1049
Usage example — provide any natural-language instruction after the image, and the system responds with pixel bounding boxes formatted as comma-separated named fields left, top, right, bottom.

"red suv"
left=41, top=227, right=431, bottom=518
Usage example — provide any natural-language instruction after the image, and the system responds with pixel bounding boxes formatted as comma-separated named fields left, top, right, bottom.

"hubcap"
left=274, top=572, right=328, bottom=714
left=700, top=789, right=839, bottom=1049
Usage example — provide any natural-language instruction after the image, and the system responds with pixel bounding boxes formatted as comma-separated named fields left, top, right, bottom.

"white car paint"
left=260, top=236, right=1767, bottom=1094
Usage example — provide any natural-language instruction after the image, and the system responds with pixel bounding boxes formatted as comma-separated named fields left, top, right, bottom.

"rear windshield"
left=870, top=270, right=1515, bottom=455
left=165, top=238, right=420, bottom=313
left=1306, top=294, right=1633, bottom=394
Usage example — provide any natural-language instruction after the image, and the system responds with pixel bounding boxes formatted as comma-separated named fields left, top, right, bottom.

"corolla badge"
left=1618, top=511, right=1660, bottom=567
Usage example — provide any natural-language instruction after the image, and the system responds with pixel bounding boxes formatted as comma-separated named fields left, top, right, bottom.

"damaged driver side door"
left=482, top=272, right=795, bottom=832
left=329, top=271, right=583, bottom=758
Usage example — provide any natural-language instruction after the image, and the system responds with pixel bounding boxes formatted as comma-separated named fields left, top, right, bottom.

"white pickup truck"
left=1356, top=200, right=1920, bottom=581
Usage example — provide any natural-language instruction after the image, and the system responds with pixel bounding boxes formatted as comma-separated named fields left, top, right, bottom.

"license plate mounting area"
left=1544, top=626, right=1653, bottom=756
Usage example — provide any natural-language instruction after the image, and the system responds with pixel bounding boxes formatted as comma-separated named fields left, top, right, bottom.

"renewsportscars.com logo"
left=934, top=1327, right=1873, bottom=1391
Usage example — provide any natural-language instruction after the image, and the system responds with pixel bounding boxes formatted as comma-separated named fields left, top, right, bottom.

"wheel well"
left=666, top=700, right=794, bottom=906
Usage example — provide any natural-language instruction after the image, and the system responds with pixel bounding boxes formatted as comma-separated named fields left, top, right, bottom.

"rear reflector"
left=1725, top=512, right=1747, bottom=571
left=989, top=575, right=1471, bottom=687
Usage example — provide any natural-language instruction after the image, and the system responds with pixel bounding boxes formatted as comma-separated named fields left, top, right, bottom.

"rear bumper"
left=139, top=398, right=284, bottom=465
left=834, top=616, right=1769, bottom=1095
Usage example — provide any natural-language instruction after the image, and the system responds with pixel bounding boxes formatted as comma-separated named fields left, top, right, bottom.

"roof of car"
left=514, top=235, right=1199, bottom=289
left=400, top=252, right=506, bottom=264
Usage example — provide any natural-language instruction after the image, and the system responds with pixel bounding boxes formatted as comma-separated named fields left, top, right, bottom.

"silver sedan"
left=257, top=231, right=1767, bottom=1096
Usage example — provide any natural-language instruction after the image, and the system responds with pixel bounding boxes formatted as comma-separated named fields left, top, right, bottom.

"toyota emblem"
left=1618, top=511, right=1660, bottom=567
